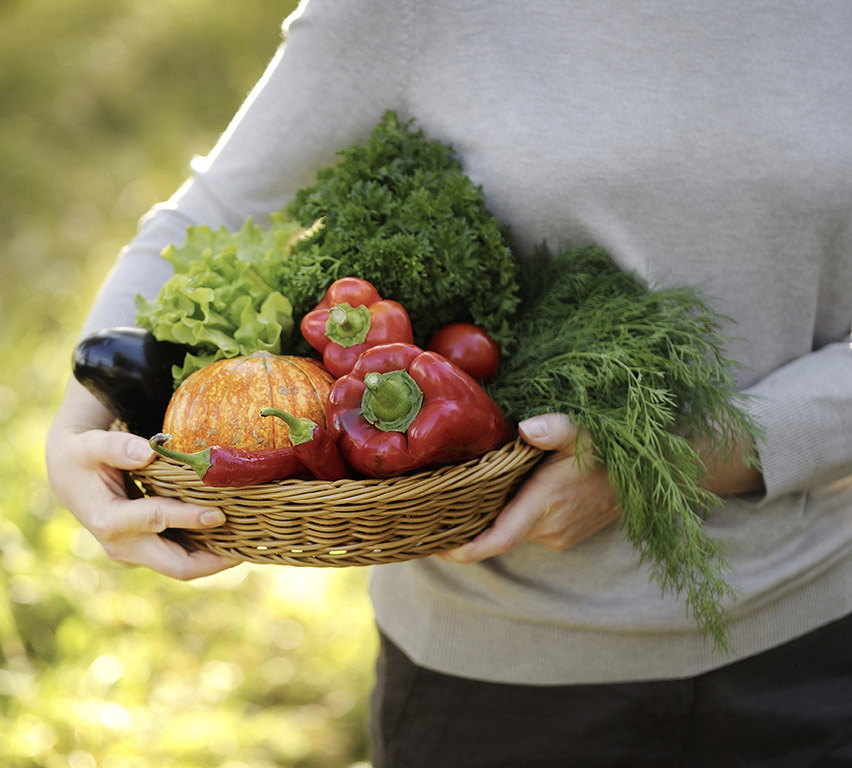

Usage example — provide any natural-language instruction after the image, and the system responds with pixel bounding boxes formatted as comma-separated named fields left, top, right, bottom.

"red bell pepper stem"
left=149, top=433, right=306, bottom=487
left=259, top=408, right=349, bottom=480
left=325, top=303, right=372, bottom=347
left=360, top=370, right=424, bottom=433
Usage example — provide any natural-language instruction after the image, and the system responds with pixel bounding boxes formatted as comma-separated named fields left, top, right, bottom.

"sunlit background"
left=1, top=1, right=377, bottom=765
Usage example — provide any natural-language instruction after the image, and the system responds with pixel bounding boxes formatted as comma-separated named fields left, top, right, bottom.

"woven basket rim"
left=133, top=436, right=542, bottom=496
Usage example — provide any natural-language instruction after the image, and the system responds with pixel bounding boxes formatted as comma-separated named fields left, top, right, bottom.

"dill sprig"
left=488, top=246, right=762, bottom=650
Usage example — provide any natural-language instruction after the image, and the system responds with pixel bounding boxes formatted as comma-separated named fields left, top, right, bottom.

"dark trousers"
left=369, top=613, right=852, bottom=768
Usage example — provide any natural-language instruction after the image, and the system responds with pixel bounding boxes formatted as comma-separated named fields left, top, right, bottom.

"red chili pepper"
left=259, top=407, right=349, bottom=480
left=300, top=277, right=414, bottom=378
left=149, top=433, right=307, bottom=487
left=326, top=342, right=513, bottom=478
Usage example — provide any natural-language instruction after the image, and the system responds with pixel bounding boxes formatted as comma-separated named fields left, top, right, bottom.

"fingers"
left=436, top=496, right=538, bottom=563
left=518, top=413, right=580, bottom=452
left=438, top=464, right=618, bottom=564
left=48, top=418, right=239, bottom=580
left=439, top=414, right=582, bottom=564
left=87, top=493, right=225, bottom=552
left=113, top=534, right=240, bottom=581
left=439, top=413, right=620, bottom=564
left=81, top=461, right=233, bottom=576
left=77, top=428, right=156, bottom=471
left=439, top=453, right=574, bottom=563
left=116, top=494, right=226, bottom=534
left=93, top=496, right=238, bottom=578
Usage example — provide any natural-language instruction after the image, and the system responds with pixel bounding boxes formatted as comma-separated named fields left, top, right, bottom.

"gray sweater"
left=85, top=0, right=852, bottom=683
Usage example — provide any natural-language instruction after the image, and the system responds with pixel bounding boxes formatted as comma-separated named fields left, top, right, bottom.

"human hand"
left=437, top=413, right=621, bottom=563
left=46, top=379, right=239, bottom=580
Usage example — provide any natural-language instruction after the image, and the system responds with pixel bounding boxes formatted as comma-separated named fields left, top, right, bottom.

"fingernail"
left=201, top=509, right=226, bottom=526
left=128, top=440, right=153, bottom=462
left=519, top=417, right=548, bottom=440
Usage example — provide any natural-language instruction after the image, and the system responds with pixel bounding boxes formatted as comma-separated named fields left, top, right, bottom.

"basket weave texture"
left=130, top=438, right=544, bottom=566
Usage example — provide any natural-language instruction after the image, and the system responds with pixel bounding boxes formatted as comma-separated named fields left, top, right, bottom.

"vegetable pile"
left=73, top=111, right=762, bottom=650
left=284, top=111, right=520, bottom=353
left=136, top=111, right=519, bottom=383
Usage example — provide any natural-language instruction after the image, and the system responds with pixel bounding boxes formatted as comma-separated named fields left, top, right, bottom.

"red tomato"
left=427, top=323, right=500, bottom=384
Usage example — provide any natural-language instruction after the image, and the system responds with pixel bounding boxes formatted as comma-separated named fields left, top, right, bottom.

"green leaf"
left=136, top=217, right=303, bottom=382
left=285, top=111, right=521, bottom=353
left=488, top=245, right=764, bottom=650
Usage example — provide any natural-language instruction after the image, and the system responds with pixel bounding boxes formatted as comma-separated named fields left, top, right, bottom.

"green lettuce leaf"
left=136, top=216, right=303, bottom=382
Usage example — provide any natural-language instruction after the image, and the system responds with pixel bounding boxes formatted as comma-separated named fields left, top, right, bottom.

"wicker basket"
left=129, top=438, right=544, bottom=566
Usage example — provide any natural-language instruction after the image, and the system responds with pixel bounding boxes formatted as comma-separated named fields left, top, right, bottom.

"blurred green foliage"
left=1, top=1, right=377, bottom=765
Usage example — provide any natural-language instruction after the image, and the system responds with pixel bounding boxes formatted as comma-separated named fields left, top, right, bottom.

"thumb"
left=79, top=429, right=156, bottom=471
left=518, top=413, right=579, bottom=451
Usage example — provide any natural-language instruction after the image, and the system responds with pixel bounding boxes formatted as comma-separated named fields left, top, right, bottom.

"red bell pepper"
left=300, top=277, right=414, bottom=378
left=326, top=342, right=513, bottom=478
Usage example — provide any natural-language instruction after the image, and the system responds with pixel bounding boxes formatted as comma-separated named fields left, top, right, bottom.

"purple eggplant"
left=72, top=327, right=189, bottom=436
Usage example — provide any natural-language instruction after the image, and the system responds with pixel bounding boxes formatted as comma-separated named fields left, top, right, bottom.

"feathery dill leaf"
left=488, top=245, right=761, bottom=650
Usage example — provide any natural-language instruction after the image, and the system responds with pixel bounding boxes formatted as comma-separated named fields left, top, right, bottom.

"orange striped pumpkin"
left=162, top=351, right=334, bottom=451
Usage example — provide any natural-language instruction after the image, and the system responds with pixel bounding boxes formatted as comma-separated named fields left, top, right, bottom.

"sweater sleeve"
left=82, top=0, right=413, bottom=334
left=745, top=335, right=852, bottom=503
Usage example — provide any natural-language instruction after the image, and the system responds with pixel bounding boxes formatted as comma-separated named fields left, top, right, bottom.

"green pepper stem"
left=324, top=303, right=372, bottom=348
left=360, top=370, right=424, bottom=433
left=149, top=433, right=212, bottom=479
left=259, top=407, right=316, bottom=445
